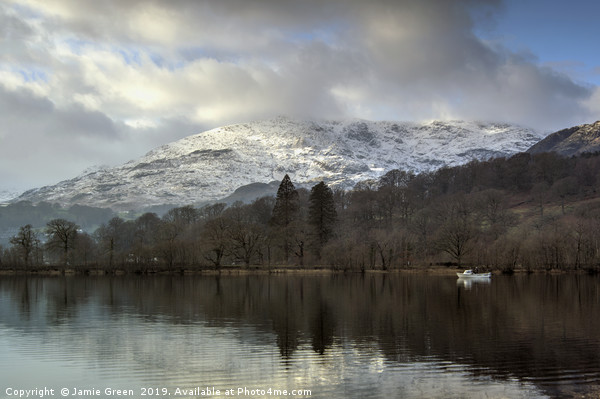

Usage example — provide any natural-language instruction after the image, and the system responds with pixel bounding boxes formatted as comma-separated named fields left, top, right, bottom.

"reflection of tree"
left=271, top=280, right=299, bottom=359
left=19, top=278, right=30, bottom=317
left=2, top=273, right=600, bottom=397
left=309, top=300, right=335, bottom=355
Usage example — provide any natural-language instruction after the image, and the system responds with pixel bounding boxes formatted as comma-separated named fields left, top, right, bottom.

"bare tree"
left=164, top=205, right=200, bottom=226
left=476, top=189, right=517, bottom=240
left=155, top=220, right=179, bottom=269
left=532, top=182, right=550, bottom=219
left=45, top=219, right=79, bottom=266
left=132, top=212, right=161, bottom=266
left=201, top=216, right=231, bottom=269
left=228, top=220, right=263, bottom=268
left=434, top=195, right=477, bottom=267
left=73, top=232, right=96, bottom=268
left=95, top=217, right=126, bottom=268
left=10, top=224, right=39, bottom=268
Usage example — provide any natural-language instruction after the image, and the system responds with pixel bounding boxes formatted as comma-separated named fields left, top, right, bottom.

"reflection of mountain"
left=1, top=275, right=599, bottom=398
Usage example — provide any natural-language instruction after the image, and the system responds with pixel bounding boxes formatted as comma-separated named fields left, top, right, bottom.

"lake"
left=1, top=273, right=599, bottom=398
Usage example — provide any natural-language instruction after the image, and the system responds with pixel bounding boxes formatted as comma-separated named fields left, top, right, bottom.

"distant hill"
left=220, top=181, right=280, bottom=205
left=527, top=120, right=600, bottom=157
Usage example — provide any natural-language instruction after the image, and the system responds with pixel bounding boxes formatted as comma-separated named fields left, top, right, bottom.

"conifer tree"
left=271, top=174, right=299, bottom=262
left=271, top=174, right=299, bottom=226
left=308, top=181, right=337, bottom=256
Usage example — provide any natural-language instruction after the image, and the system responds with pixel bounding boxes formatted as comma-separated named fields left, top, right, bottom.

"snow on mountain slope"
left=16, top=117, right=542, bottom=211
left=0, top=189, right=21, bottom=203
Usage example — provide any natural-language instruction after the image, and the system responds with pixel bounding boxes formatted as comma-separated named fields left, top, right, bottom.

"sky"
left=1, top=0, right=599, bottom=195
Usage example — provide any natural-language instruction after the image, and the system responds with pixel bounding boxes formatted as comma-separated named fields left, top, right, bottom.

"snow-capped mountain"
left=0, top=189, right=21, bottom=203
left=16, top=117, right=542, bottom=211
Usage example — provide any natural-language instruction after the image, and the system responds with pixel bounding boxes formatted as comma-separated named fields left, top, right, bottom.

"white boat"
left=456, top=269, right=492, bottom=278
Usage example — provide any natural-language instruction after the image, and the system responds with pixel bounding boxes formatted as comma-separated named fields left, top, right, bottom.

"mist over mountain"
left=14, top=117, right=542, bottom=211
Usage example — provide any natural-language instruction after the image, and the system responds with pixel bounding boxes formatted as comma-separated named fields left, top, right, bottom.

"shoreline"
left=0, top=265, right=597, bottom=277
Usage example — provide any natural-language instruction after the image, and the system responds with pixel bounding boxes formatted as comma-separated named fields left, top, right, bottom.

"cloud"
left=0, top=82, right=216, bottom=192
left=585, top=87, right=600, bottom=117
left=0, top=85, right=117, bottom=188
left=4, top=0, right=595, bottom=128
left=0, top=0, right=598, bottom=192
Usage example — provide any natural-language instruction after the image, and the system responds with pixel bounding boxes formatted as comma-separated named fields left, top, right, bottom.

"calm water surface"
left=1, top=274, right=599, bottom=398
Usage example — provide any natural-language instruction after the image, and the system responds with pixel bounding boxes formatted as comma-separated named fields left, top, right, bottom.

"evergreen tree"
left=271, top=174, right=299, bottom=226
left=308, top=181, right=337, bottom=256
left=270, top=174, right=299, bottom=262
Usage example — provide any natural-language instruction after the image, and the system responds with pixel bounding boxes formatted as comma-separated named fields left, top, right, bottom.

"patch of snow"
left=0, top=189, right=22, bottom=203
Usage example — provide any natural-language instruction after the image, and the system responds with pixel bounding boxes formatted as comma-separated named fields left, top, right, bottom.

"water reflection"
left=456, top=277, right=491, bottom=290
left=0, top=274, right=599, bottom=398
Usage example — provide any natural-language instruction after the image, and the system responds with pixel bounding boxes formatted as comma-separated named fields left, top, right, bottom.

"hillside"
left=527, top=120, right=600, bottom=156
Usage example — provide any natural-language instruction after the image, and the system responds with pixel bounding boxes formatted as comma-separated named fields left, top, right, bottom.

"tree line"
left=0, top=177, right=337, bottom=271
left=3, top=151, right=600, bottom=272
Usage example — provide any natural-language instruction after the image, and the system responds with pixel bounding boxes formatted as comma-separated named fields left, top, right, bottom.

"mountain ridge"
left=15, top=117, right=543, bottom=211
left=527, top=120, right=600, bottom=156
